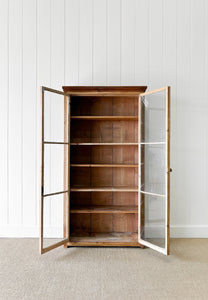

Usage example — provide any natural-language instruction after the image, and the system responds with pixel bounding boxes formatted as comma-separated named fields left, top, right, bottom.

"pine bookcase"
left=40, top=86, right=171, bottom=255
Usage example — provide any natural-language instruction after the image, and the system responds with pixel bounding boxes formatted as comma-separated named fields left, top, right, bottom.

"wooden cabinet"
left=40, top=86, right=171, bottom=255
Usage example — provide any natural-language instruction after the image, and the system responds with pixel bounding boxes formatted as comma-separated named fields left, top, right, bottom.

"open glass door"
left=138, top=87, right=171, bottom=255
left=40, top=86, right=70, bottom=254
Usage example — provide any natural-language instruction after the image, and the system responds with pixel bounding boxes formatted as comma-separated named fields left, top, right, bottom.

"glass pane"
left=140, top=144, right=166, bottom=195
left=44, top=144, right=66, bottom=195
left=140, top=90, right=166, bottom=143
left=44, top=91, right=65, bottom=143
left=140, top=193, right=166, bottom=248
left=43, top=194, right=65, bottom=249
left=139, top=88, right=169, bottom=253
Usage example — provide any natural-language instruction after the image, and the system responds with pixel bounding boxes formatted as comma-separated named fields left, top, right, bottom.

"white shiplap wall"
left=0, top=0, right=208, bottom=237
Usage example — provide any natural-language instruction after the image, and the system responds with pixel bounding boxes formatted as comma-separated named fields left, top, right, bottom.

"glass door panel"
left=140, top=193, right=166, bottom=249
left=140, top=89, right=166, bottom=143
left=138, top=87, right=170, bottom=255
left=140, top=144, right=166, bottom=195
left=40, top=86, right=70, bottom=254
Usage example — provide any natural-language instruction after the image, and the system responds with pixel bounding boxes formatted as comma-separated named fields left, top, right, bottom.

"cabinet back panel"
left=91, top=214, right=113, bottom=233
left=70, top=214, right=91, bottom=234
left=112, top=192, right=137, bottom=206
left=113, top=214, right=138, bottom=233
left=71, top=96, right=138, bottom=116
left=71, top=120, right=138, bottom=143
left=70, top=192, right=137, bottom=207
left=71, top=145, right=138, bottom=164
left=71, top=167, right=138, bottom=188
left=70, top=192, right=92, bottom=206
left=71, top=146, right=91, bottom=164
left=70, top=168, right=91, bottom=187
left=70, top=213, right=138, bottom=234
left=113, top=97, right=138, bottom=116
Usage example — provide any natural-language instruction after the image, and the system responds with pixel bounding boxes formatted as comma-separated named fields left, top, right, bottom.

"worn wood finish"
left=63, top=95, right=70, bottom=247
left=43, top=190, right=68, bottom=197
left=44, top=141, right=69, bottom=145
left=139, top=86, right=166, bottom=96
left=71, top=205, right=138, bottom=214
left=70, top=213, right=137, bottom=234
left=71, top=122, right=137, bottom=144
left=67, top=232, right=144, bottom=247
left=43, top=86, right=70, bottom=96
left=67, top=96, right=71, bottom=244
left=71, top=145, right=138, bottom=165
left=69, top=93, right=139, bottom=244
left=39, top=87, right=44, bottom=254
left=41, top=239, right=69, bottom=254
left=40, top=85, right=170, bottom=255
left=70, top=143, right=138, bottom=146
left=40, top=87, right=70, bottom=254
left=71, top=116, right=138, bottom=120
left=70, top=164, right=137, bottom=168
left=138, top=94, right=145, bottom=241
left=63, top=86, right=147, bottom=96
left=70, top=187, right=138, bottom=192
left=70, top=96, right=138, bottom=116
left=70, top=192, right=137, bottom=207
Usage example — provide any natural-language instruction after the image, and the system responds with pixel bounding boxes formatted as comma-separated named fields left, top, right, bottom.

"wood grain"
left=41, top=87, right=143, bottom=251
left=71, top=205, right=138, bottom=214
left=63, top=86, right=147, bottom=96
left=70, top=143, right=138, bottom=146
left=70, top=187, right=138, bottom=192
left=69, top=94, right=139, bottom=243
left=67, top=232, right=144, bottom=247
left=71, top=116, right=138, bottom=120
left=39, top=87, right=44, bottom=254
left=63, top=95, right=70, bottom=247
left=70, top=164, right=137, bottom=167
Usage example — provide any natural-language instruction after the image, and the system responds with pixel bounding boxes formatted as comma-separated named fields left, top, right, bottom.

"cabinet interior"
left=69, top=96, right=140, bottom=244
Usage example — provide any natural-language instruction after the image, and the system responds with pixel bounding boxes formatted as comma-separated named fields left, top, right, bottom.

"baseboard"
left=0, top=226, right=62, bottom=238
left=0, top=225, right=208, bottom=238
left=0, top=226, right=39, bottom=237
left=170, top=225, right=208, bottom=238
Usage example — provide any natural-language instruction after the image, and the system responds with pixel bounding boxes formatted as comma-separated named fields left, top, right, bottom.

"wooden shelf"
left=70, top=187, right=138, bottom=192
left=70, top=143, right=138, bottom=146
left=71, top=205, right=138, bottom=214
left=71, top=116, right=138, bottom=120
left=67, top=232, right=142, bottom=247
left=70, top=164, right=138, bottom=168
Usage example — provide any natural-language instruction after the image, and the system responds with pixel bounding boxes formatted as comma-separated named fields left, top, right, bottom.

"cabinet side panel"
left=64, top=96, right=70, bottom=244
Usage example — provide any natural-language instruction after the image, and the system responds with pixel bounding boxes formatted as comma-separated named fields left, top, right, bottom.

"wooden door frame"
left=138, top=86, right=171, bottom=255
left=39, top=86, right=70, bottom=254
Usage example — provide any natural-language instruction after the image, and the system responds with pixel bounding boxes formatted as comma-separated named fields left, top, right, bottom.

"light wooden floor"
left=0, top=239, right=208, bottom=300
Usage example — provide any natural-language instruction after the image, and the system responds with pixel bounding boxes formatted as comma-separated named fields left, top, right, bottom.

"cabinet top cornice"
left=62, top=86, right=147, bottom=96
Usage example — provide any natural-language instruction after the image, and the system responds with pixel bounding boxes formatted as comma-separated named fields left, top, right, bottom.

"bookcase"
left=40, top=86, right=171, bottom=255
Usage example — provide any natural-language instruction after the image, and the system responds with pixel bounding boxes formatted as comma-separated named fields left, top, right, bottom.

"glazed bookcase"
left=39, top=86, right=171, bottom=255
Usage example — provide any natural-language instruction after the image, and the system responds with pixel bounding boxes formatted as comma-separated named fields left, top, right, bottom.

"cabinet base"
left=64, top=232, right=144, bottom=248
